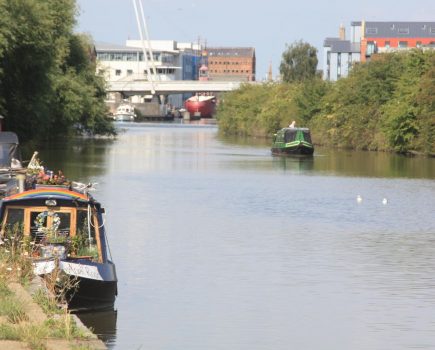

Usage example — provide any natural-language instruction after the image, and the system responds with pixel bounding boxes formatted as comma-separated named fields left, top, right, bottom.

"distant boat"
left=113, top=103, right=136, bottom=121
left=0, top=132, right=23, bottom=191
left=271, top=127, right=314, bottom=155
left=0, top=131, right=22, bottom=170
left=184, top=95, right=216, bottom=118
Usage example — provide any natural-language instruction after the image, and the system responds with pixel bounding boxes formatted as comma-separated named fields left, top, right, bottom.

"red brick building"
left=205, top=47, right=256, bottom=81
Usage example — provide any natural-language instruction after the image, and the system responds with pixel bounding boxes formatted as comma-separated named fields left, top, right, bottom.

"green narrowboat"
left=271, top=127, right=314, bottom=156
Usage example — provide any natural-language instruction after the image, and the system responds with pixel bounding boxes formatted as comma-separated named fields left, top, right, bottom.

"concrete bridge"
left=107, top=79, right=247, bottom=96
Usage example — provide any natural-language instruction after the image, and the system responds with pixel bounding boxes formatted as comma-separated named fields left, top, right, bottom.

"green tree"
left=0, top=0, right=114, bottom=141
left=279, top=40, right=318, bottom=82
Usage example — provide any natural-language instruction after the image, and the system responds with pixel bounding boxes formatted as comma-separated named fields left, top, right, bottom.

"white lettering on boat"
left=60, top=261, right=104, bottom=281
left=33, top=260, right=104, bottom=281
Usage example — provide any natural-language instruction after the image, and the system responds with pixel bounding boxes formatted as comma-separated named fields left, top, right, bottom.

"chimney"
left=267, top=61, right=273, bottom=81
left=339, top=24, right=346, bottom=40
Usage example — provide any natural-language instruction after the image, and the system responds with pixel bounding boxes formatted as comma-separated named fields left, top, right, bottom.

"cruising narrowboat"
left=271, top=127, right=314, bottom=156
left=0, top=185, right=117, bottom=310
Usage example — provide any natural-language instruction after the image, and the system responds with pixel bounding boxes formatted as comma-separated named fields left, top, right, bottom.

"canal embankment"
left=0, top=260, right=106, bottom=349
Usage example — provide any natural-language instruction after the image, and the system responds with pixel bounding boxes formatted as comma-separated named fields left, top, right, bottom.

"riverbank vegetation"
left=0, top=225, right=98, bottom=349
left=0, top=0, right=114, bottom=141
left=217, top=49, right=434, bottom=155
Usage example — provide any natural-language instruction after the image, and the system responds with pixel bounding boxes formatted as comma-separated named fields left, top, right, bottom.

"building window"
left=366, top=41, right=376, bottom=55
left=337, top=53, right=341, bottom=66
left=385, top=41, right=390, bottom=48
left=115, top=69, right=121, bottom=76
left=398, top=41, right=408, bottom=48
left=127, top=70, right=133, bottom=75
left=416, top=41, right=422, bottom=48
left=398, top=28, right=409, bottom=34
left=430, top=27, right=435, bottom=34
left=367, top=27, right=377, bottom=35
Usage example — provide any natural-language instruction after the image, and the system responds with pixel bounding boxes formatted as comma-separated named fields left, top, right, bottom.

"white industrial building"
left=95, top=40, right=202, bottom=108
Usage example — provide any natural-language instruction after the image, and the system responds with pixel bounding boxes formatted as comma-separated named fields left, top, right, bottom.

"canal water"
left=30, top=123, right=435, bottom=350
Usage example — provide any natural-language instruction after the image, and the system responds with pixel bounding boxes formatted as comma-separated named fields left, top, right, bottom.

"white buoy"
left=356, top=195, right=362, bottom=203
left=382, top=198, right=388, bottom=205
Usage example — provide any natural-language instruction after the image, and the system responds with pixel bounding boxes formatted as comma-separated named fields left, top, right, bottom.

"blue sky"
left=75, top=0, right=435, bottom=79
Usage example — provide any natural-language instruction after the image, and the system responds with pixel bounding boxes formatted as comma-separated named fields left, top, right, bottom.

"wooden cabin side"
left=0, top=201, right=104, bottom=262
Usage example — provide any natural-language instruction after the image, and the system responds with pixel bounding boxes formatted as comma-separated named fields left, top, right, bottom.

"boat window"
left=284, top=130, right=296, bottom=142
left=303, top=131, right=312, bottom=143
left=74, top=210, right=99, bottom=259
left=57, top=212, right=71, bottom=236
left=30, top=211, right=47, bottom=242
left=4, top=208, right=24, bottom=229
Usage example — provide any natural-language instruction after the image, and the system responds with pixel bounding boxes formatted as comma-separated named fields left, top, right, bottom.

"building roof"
left=207, top=47, right=255, bottom=58
left=323, top=38, right=360, bottom=53
left=364, top=21, right=435, bottom=39
left=95, top=42, right=139, bottom=52
left=95, top=41, right=179, bottom=54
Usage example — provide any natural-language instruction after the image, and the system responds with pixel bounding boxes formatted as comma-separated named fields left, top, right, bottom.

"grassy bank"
left=217, top=50, right=434, bottom=155
left=0, top=230, right=105, bottom=350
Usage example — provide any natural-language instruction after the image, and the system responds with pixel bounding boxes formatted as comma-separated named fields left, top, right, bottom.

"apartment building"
left=323, top=21, right=435, bottom=81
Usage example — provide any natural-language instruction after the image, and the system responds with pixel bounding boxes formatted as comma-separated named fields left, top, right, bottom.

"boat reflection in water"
left=77, top=309, right=117, bottom=346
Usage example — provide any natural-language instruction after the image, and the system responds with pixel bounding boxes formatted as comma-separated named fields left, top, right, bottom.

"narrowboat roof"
left=280, top=127, right=311, bottom=132
left=0, top=132, right=19, bottom=144
left=2, top=187, right=94, bottom=204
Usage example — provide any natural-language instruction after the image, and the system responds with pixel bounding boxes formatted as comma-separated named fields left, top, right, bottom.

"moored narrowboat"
left=0, top=185, right=117, bottom=310
left=271, top=127, right=314, bottom=156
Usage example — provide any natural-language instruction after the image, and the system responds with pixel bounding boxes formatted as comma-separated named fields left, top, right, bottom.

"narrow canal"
left=31, top=123, right=435, bottom=350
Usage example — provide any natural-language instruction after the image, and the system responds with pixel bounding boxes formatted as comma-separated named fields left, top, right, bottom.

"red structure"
left=360, top=21, right=435, bottom=62
left=184, top=95, right=216, bottom=118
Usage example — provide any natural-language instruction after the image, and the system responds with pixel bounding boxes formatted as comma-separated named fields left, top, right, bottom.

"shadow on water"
left=312, top=147, right=435, bottom=179
left=76, top=309, right=118, bottom=347
left=218, top=133, right=434, bottom=179
left=21, top=136, right=115, bottom=181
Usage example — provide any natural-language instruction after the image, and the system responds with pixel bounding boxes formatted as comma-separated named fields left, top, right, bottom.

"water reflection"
left=76, top=309, right=117, bottom=346
left=313, top=148, right=435, bottom=179
left=272, top=156, right=315, bottom=173
left=21, top=137, right=115, bottom=180
left=22, top=125, right=435, bottom=349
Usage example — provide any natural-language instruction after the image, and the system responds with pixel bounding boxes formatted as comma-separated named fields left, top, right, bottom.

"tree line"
left=0, top=0, right=114, bottom=141
left=217, top=41, right=435, bottom=155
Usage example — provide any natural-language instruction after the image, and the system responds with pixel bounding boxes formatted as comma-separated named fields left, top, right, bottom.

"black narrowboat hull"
left=67, top=277, right=118, bottom=311
left=271, top=144, right=314, bottom=156
left=34, top=258, right=117, bottom=311
left=64, top=260, right=117, bottom=311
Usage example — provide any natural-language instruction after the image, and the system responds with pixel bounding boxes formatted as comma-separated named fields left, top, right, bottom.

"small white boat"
left=113, top=103, right=136, bottom=121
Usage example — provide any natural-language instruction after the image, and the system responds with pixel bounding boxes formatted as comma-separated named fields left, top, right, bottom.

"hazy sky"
left=75, top=0, right=435, bottom=79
